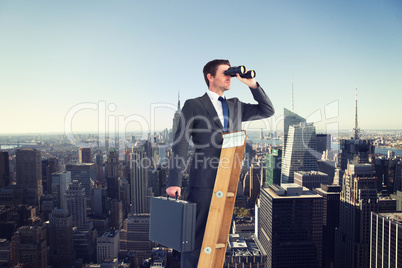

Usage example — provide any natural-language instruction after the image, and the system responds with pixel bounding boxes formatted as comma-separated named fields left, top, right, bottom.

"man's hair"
left=203, top=59, right=231, bottom=87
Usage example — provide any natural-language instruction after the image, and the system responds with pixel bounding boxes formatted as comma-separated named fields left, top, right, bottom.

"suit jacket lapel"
left=200, top=93, right=224, bottom=130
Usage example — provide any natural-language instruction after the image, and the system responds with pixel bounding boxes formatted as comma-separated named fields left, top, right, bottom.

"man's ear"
left=207, top=73, right=213, bottom=82
left=207, top=73, right=214, bottom=84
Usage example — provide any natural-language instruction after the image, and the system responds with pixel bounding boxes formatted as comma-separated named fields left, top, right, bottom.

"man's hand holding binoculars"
left=224, top=65, right=258, bottom=89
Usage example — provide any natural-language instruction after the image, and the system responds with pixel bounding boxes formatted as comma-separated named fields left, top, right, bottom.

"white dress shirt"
left=206, top=90, right=225, bottom=127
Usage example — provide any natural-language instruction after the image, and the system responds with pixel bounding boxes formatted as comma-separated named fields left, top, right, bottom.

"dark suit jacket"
left=167, top=84, right=274, bottom=188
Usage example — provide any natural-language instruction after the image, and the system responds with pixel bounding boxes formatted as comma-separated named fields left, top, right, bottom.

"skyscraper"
left=16, top=148, right=43, bottom=207
left=294, top=171, right=329, bottom=190
left=48, top=209, right=75, bottom=268
left=337, top=88, right=375, bottom=171
left=172, top=92, right=181, bottom=138
left=120, top=178, right=131, bottom=219
left=0, top=239, right=10, bottom=267
left=66, top=162, right=96, bottom=206
left=78, top=147, right=92, bottom=163
left=317, top=159, right=336, bottom=185
left=374, top=155, right=402, bottom=194
left=97, top=230, right=119, bottom=263
left=258, top=184, right=323, bottom=267
left=158, top=144, right=168, bottom=166
left=338, top=139, right=375, bottom=170
left=130, top=143, right=150, bottom=213
left=335, top=164, right=396, bottom=268
left=248, top=163, right=262, bottom=206
left=314, top=184, right=341, bottom=268
left=120, top=213, right=156, bottom=265
left=281, top=122, right=318, bottom=183
left=283, top=108, right=306, bottom=154
left=0, top=151, right=10, bottom=188
left=370, top=212, right=402, bottom=267
left=316, top=133, right=331, bottom=156
left=107, top=148, right=120, bottom=200
left=51, top=171, right=72, bottom=209
left=11, top=225, right=47, bottom=268
left=91, top=187, right=107, bottom=216
left=266, top=148, right=282, bottom=186
left=65, top=180, right=87, bottom=228
left=41, top=157, right=59, bottom=194
left=110, top=199, right=123, bottom=230
left=72, top=222, right=97, bottom=263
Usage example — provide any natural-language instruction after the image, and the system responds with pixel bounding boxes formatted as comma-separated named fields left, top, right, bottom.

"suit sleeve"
left=167, top=100, right=194, bottom=188
left=241, top=83, right=275, bottom=121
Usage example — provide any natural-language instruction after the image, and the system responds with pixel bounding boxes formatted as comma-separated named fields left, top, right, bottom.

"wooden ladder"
left=197, top=130, right=248, bottom=268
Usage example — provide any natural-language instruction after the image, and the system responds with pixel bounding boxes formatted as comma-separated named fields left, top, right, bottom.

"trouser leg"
left=181, top=187, right=213, bottom=268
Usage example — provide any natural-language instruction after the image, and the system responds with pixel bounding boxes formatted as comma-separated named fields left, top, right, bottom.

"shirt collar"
left=207, top=90, right=225, bottom=101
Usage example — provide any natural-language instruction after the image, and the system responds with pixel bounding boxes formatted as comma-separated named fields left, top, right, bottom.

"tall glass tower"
left=281, top=122, right=318, bottom=183
left=130, top=142, right=150, bottom=213
left=266, top=148, right=282, bottom=186
left=283, top=108, right=306, bottom=154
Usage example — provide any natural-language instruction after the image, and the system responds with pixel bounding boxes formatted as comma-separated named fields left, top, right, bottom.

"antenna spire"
left=353, top=88, right=360, bottom=139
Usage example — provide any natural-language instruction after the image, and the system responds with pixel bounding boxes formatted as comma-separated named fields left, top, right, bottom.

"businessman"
left=166, top=59, right=274, bottom=267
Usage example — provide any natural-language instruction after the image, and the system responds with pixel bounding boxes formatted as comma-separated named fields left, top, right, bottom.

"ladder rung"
left=216, top=243, right=225, bottom=249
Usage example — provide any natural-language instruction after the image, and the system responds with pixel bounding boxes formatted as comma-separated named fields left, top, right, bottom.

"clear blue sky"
left=1, top=0, right=401, bottom=135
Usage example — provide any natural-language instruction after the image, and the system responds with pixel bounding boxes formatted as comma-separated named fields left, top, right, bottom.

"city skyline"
left=1, top=0, right=401, bottom=134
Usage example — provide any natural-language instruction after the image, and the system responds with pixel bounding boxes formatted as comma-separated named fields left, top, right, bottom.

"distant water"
left=248, top=135, right=402, bottom=157
left=0, top=145, right=14, bottom=150
left=0, top=143, right=36, bottom=150
left=374, top=147, right=402, bottom=157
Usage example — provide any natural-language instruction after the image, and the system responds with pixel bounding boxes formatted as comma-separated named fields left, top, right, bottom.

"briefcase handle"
left=166, top=191, right=179, bottom=201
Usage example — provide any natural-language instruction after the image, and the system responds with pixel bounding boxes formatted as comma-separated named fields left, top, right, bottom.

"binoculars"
left=224, top=65, right=256, bottom=79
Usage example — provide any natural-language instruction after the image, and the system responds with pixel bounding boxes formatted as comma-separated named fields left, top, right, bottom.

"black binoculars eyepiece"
left=224, top=65, right=256, bottom=79
left=241, top=70, right=256, bottom=79
left=224, top=65, right=246, bottom=76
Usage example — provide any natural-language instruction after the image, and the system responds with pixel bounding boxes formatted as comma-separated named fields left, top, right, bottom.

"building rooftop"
left=66, top=162, right=96, bottom=167
left=152, top=247, right=168, bottom=261
left=376, top=212, right=402, bottom=224
left=266, top=183, right=322, bottom=199
left=347, top=164, right=373, bottom=175
left=228, top=235, right=248, bottom=250
left=314, top=187, right=341, bottom=195
left=101, top=230, right=119, bottom=238
left=52, top=171, right=70, bottom=175
left=294, top=171, right=328, bottom=176
left=226, top=233, right=266, bottom=258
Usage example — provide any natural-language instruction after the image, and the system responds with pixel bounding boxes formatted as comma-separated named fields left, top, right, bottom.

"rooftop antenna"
left=177, top=90, right=181, bottom=111
left=291, top=70, right=294, bottom=112
left=353, top=88, right=360, bottom=139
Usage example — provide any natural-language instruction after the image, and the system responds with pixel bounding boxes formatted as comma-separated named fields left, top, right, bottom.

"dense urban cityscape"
left=1, top=0, right=401, bottom=267
left=1, top=93, right=402, bottom=268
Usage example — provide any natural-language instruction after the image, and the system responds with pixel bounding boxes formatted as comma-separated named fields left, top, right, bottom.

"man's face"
left=210, top=64, right=231, bottom=92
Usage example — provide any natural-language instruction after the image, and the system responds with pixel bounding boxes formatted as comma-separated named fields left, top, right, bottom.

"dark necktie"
left=218, top=96, right=229, bottom=132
